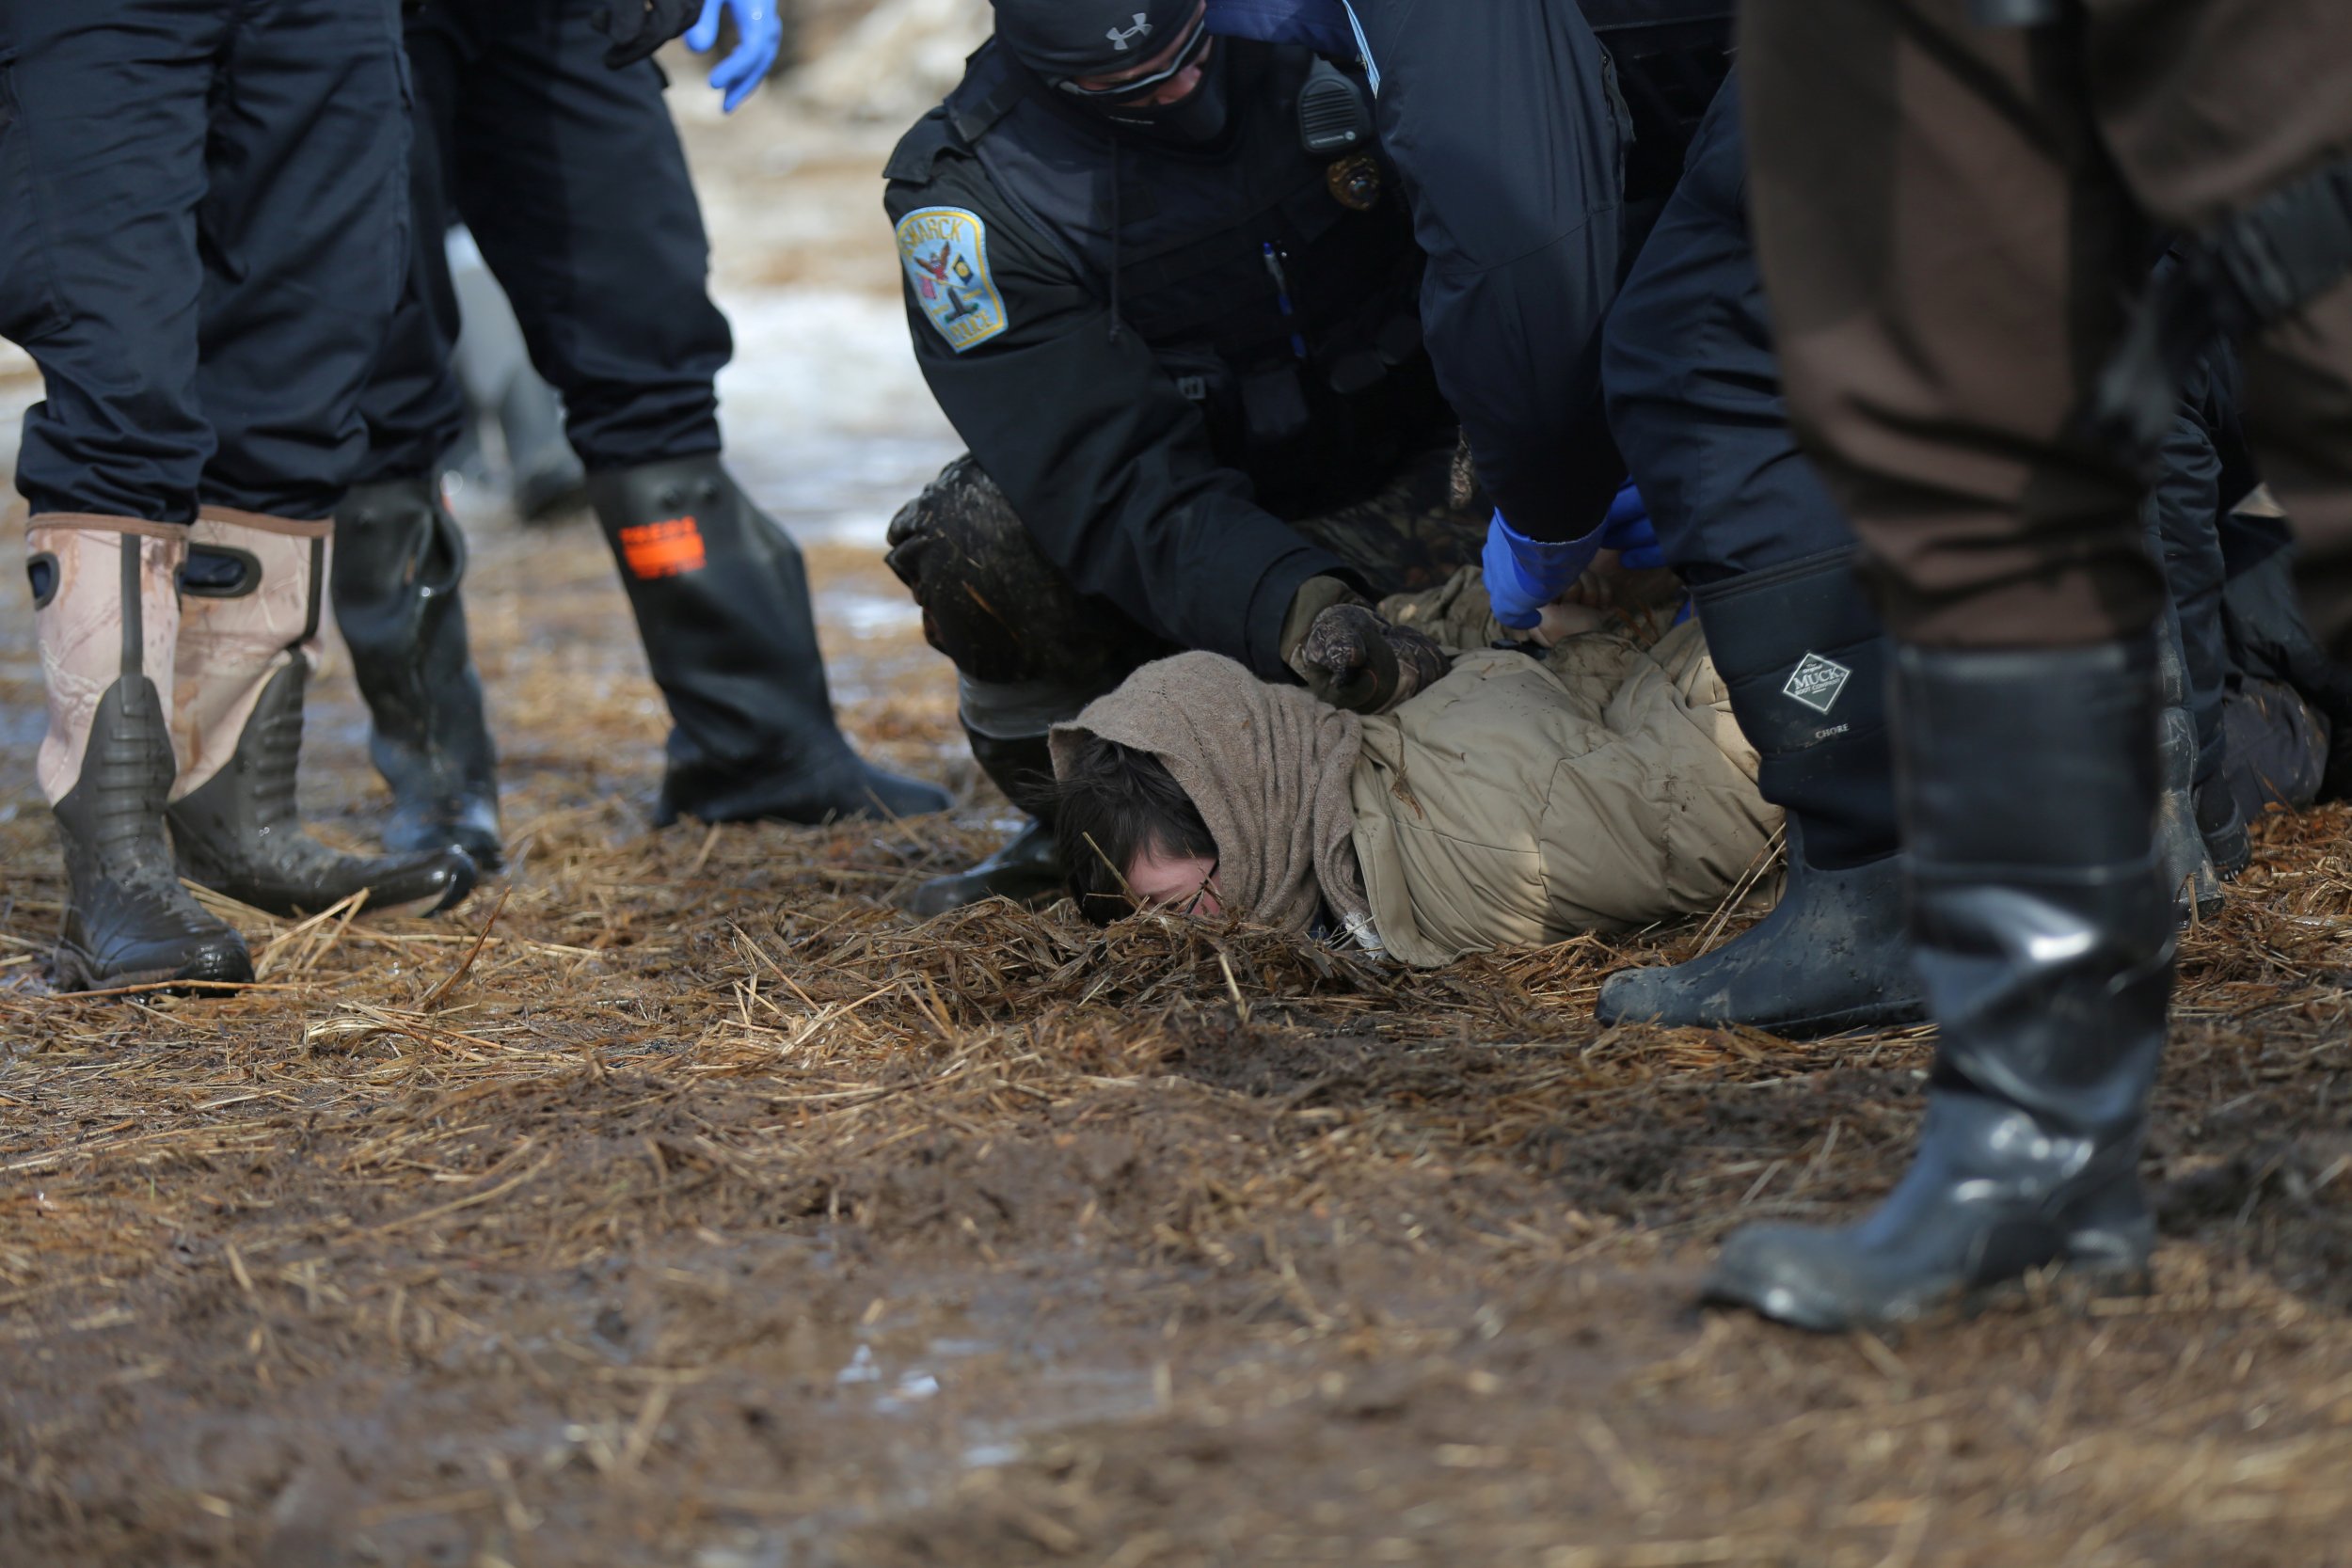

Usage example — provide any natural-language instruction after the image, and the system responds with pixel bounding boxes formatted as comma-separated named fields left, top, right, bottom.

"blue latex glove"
left=1597, top=479, right=1664, bottom=570
left=686, top=0, right=782, bottom=114
left=1482, top=508, right=1605, bottom=631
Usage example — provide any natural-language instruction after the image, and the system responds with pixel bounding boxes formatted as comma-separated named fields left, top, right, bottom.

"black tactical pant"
left=883, top=445, right=1484, bottom=746
left=1, top=0, right=410, bottom=523
left=357, top=0, right=732, bottom=482
left=1607, top=74, right=1861, bottom=591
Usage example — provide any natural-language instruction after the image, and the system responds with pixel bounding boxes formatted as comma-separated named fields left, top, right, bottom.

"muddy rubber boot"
left=1702, top=639, right=2171, bottom=1332
left=2218, top=516, right=2352, bottom=801
left=1597, top=551, right=1923, bottom=1037
left=331, top=478, right=504, bottom=869
left=28, top=519, right=253, bottom=992
left=907, top=729, right=1068, bottom=916
left=2153, top=601, right=2223, bottom=920
left=167, top=510, right=476, bottom=920
left=586, top=454, right=950, bottom=826
left=2197, top=780, right=2251, bottom=879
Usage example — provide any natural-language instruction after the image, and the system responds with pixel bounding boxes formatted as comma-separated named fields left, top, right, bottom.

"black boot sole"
left=1599, top=987, right=1928, bottom=1040
left=1700, top=1238, right=2153, bottom=1334
left=188, top=854, right=479, bottom=923
left=385, top=816, right=505, bottom=874
left=52, top=942, right=255, bottom=998
left=1595, top=845, right=1924, bottom=1041
left=907, top=864, right=1068, bottom=918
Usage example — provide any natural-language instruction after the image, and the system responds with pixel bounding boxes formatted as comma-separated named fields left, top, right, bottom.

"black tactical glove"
left=1286, top=591, right=1453, bottom=715
left=595, top=0, right=698, bottom=69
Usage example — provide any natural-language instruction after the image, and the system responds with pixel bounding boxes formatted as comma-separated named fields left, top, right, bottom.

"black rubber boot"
left=2153, top=598, right=2223, bottom=920
left=1597, top=550, right=1923, bottom=1037
left=172, top=512, right=477, bottom=921
left=2219, top=515, right=2352, bottom=801
left=32, top=524, right=253, bottom=993
left=331, top=477, right=504, bottom=869
left=907, top=730, right=1068, bottom=916
left=499, top=375, right=586, bottom=520
left=57, top=682, right=259, bottom=991
left=2197, top=780, right=2252, bottom=879
left=169, top=663, right=477, bottom=919
left=586, top=455, right=950, bottom=827
left=1703, top=639, right=2171, bottom=1332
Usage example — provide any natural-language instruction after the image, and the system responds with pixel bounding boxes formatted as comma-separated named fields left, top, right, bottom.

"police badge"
left=896, top=206, right=1009, bottom=353
left=1326, top=153, right=1382, bottom=213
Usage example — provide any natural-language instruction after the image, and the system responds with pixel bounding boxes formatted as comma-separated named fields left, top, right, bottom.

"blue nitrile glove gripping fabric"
left=688, top=0, right=782, bottom=113
left=1483, top=509, right=1602, bottom=630
left=1597, top=479, right=1662, bottom=570
left=1484, top=481, right=1657, bottom=629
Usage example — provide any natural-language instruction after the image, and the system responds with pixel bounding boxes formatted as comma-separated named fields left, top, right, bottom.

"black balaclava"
left=991, top=0, right=1234, bottom=145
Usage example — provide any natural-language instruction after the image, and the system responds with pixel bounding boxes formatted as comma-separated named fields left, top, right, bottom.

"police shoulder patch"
left=896, top=206, right=1009, bottom=354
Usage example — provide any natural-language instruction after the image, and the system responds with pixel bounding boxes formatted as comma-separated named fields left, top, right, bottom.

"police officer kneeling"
left=882, top=0, right=1480, bottom=913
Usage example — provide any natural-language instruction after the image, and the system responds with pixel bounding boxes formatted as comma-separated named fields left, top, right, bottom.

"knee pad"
left=884, top=454, right=1163, bottom=686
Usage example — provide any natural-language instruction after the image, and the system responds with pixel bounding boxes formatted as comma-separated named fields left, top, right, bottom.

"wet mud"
left=6, top=61, right=2352, bottom=1568
left=4, top=517, right=2351, bottom=1566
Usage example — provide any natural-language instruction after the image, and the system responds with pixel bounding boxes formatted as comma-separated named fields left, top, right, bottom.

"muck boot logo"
left=1783, top=652, right=1852, bottom=715
left=619, top=515, right=707, bottom=580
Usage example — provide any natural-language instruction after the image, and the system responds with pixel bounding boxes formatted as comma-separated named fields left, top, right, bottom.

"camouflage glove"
left=595, top=0, right=699, bottom=68
left=1283, top=578, right=1452, bottom=715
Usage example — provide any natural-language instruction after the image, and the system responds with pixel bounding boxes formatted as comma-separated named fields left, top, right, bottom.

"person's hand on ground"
left=1296, top=602, right=1453, bottom=714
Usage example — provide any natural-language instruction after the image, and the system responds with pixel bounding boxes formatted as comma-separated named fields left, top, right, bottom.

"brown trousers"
left=1740, top=0, right=2352, bottom=648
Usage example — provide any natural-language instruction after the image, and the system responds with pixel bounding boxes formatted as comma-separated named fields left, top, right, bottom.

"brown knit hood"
left=1049, top=653, right=1371, bottom=938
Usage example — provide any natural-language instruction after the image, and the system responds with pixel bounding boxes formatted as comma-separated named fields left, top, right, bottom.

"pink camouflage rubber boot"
left=28, top=517, right=252, bottom=991
left=165, top=509, right=477, bottom=920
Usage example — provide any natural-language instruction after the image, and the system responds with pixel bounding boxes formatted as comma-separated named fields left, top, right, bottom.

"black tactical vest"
left=895, top=40, right=1443, bottom=511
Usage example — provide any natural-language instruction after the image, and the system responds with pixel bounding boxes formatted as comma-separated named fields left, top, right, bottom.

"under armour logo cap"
left=993, top=0, right=1199, bottom=83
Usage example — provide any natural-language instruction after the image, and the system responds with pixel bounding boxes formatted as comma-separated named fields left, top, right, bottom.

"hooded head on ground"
left=991, top=0, right=1235, bottom=143
left=1048, top=652, right=1372, bottom=934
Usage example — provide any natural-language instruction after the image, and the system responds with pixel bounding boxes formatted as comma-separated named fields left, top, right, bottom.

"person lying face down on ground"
left=1041, top=531, right=2352, bottom=963
left=1046, top=568, right=1782, bottom=964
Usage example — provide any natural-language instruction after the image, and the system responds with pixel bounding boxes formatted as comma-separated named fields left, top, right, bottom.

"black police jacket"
left=1340, top=0, right=1730, bottom=545
left=884, top=39, right=1441, bottom=679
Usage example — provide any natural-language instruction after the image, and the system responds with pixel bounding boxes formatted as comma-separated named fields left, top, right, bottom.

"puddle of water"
left=834, top=1340, right=950, bottom=1412
left=828, top=1326, right=1159, bottom=1473
left=882, top=1370, right=941, bottom=1413
left=959, top=1440, right=1024, bottom=1469
left=714, top=289, right=960, bottom=549
left=824, top=592, right=921, bottom=637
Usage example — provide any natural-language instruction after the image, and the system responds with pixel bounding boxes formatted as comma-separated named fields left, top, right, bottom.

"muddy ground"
left=8, top=56, right=2352, bottom=1568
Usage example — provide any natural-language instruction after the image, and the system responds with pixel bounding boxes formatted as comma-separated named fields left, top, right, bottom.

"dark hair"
left=1051, top=733, right=1217, bottom=926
